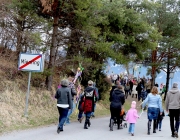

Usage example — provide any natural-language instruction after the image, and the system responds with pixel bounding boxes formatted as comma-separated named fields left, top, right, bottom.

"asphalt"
left=0, top=111, right=179, bottom=140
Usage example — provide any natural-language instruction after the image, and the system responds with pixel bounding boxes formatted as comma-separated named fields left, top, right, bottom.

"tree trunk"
left=46, top=16, right=59, bottom=90
left=151, top=48, right=157, bottom=88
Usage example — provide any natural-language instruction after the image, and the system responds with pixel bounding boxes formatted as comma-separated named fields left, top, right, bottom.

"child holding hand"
left=125, top=101, right=139, bottom=136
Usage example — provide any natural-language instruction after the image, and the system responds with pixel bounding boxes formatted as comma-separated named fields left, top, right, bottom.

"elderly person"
left=165, top=82, right=180, bottom=138
left=109, top=84, right=125, bottom=131
left=55, top=79, right=72, bottom=134
left=142, top=86, right=163, bottom=135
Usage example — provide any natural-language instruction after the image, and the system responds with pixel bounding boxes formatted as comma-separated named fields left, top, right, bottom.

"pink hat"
left=131, top=101, right=136, bottom=109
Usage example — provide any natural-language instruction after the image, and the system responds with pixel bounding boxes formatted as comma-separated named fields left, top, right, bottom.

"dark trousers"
left=138, top=91, right=141, bottom=101
left=110, top=107, right=121, bottom=125
left=169, top=109, right=180, bottom=135
left=57, top=107, right=69, bottom=130
left=125, top=90, right=129, bottom=99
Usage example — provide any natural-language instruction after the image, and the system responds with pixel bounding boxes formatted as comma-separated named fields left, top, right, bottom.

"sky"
left=105, top=60, right=180, bottom=89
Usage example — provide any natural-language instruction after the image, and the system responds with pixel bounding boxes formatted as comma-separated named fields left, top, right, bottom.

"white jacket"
left=132, top=85, right=137, bottom=95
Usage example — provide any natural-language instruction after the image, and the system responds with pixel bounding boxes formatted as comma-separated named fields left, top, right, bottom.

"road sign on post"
left=18, top=53, right=44, bottom=117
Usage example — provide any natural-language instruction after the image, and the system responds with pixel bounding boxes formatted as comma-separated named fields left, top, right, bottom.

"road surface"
left=0, top=112, right=179, bottom=140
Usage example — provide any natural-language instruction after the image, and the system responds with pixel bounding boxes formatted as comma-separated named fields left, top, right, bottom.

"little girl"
left=125, top=101, right=139, bottom=136
left=156, top=110, right=165, bottom=131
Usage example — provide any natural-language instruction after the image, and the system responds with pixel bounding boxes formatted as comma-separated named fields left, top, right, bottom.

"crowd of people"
left=109, top=73, right=180, bottom=138
left=54, top=72, right=180, bottom=138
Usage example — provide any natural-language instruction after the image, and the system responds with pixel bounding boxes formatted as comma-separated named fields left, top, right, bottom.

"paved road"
left=0, top=112, right=179, bottom=140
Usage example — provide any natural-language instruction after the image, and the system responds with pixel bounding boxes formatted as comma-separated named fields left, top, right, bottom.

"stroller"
left=110, top=109, right=127, bottom=130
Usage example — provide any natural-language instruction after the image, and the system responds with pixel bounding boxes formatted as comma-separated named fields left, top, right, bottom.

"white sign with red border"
left=18, top=53, right=44, bottom=72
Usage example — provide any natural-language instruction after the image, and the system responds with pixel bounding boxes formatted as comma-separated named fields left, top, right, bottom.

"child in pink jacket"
left=125, top=101, right=139, bottom=136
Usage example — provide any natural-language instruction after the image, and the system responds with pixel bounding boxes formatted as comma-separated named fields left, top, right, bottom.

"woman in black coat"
left=109, top=84, right=125, bottom=131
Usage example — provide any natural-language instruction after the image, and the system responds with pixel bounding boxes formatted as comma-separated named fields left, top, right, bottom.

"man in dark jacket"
left=83, top=80, right=98, bottom=129
left=165, top=82, right=180, bottom=138
left=55, top=79, right=72, bottom=134
left=109, top=84, right=125, bottom=131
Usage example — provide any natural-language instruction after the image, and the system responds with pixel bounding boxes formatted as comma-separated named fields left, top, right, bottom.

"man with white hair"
left=165, top=82, right=180, bottom=138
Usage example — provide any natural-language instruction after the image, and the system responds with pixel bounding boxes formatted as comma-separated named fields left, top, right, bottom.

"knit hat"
left=131, top=101, right=136, bottom=109
left=61, top=79, right=69, bottom=87
left=173, top=82, right=178, bottom=88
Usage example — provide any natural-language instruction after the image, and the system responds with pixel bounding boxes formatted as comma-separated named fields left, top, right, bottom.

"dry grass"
left=0, top=56, right=133, bottom=134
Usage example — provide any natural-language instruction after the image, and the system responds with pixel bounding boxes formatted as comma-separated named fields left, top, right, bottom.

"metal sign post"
left=24, top=71, right=32, bottom=117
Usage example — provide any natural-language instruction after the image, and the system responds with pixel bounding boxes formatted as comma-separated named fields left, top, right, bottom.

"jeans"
left=128, top=123, right=135, bottom=134
left=66, top=102, right=76, bottom=123
left=157, top=119, right=162, bottom=130
left=78, top=111, right=84, bottom=119
left=91, top=103, right=96, bottom=116
left=57, top=107, right=69, bottom=130
left=85, top=112, right=92, bottom=118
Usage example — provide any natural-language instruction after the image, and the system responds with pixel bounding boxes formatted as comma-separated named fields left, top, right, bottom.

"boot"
left=147, top=121, right=151, bottom=135
left=84, top=119, right=88, bottom=129
left=132, top=94, right=134, bottom=98
left=153, top=120, right=157, bottom=133
left=110, top=119, right=114, bottom=131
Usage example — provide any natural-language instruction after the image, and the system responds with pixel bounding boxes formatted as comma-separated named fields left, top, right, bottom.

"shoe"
left=57, top=127, right=61, bottom=134
left=153, top=130, right=156, bottom=133
left=159, top=129, right=161, bottom=131
left=174, top=131, right=178, bottom=138
left=91, top=115, right=95, bottom=117
left=171, top=135, right=175, bottom=137
left=131, top=133, right=134, bottom=136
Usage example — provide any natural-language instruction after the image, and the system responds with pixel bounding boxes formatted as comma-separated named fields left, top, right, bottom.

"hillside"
left=0, top=55, right=139, bottom=134
left=0, top=56, right=112, bottom=134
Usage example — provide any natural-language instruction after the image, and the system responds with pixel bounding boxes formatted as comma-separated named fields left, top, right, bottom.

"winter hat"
left=173, top=82, right=178, bottom=88
left=131, top=101, right=136, bottom=109
left=61, top=79, right=69, bottom=87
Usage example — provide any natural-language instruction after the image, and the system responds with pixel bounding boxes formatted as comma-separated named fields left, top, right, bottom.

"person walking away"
left=131, top=82, right=138, bottom=98
left=109, top=81, right=120, bottom=101
left=156, top=110, right=165, bottom=131
left=142, top=86, right=163, bottom=135
left=65, top=74, right=77, bottom=124
left=145, top=79, right=151, bottom=94
left=77, top=87, right=85, bottom=123
left=109, top=84, right=125, bottom=131
left=91, top=82, right=99, bottom=117
left=125, top=101, right=139, bottom=136
left=136, top=79, right=144, bottom=101
left=129, top=79, right=133, bottom=96
left=124, top=82, right=130, bottom=99
left=55, top=79, right=72, bottom=134
left=141, top=88, right=147, bottom=102
left=83, top=80, right=98, bottom=129
left=165, top=82, right=180, bottom=138
left=160, top=85, right=166, bottom=96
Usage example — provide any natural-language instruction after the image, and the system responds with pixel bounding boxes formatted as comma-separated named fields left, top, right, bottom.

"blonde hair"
left=151, top=86, right=158, bottom=95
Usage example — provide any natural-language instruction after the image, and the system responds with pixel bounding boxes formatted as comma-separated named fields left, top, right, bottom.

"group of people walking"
left=54, top=73, right=180, bottom=138
left=55, top=73, right=98, bottom=133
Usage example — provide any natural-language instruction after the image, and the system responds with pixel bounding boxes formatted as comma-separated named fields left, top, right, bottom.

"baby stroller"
left=109, top=109, right=127, bottom=130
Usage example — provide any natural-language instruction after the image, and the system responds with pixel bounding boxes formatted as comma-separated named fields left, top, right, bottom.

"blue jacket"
left=142, top=93, right=163, bottom=112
